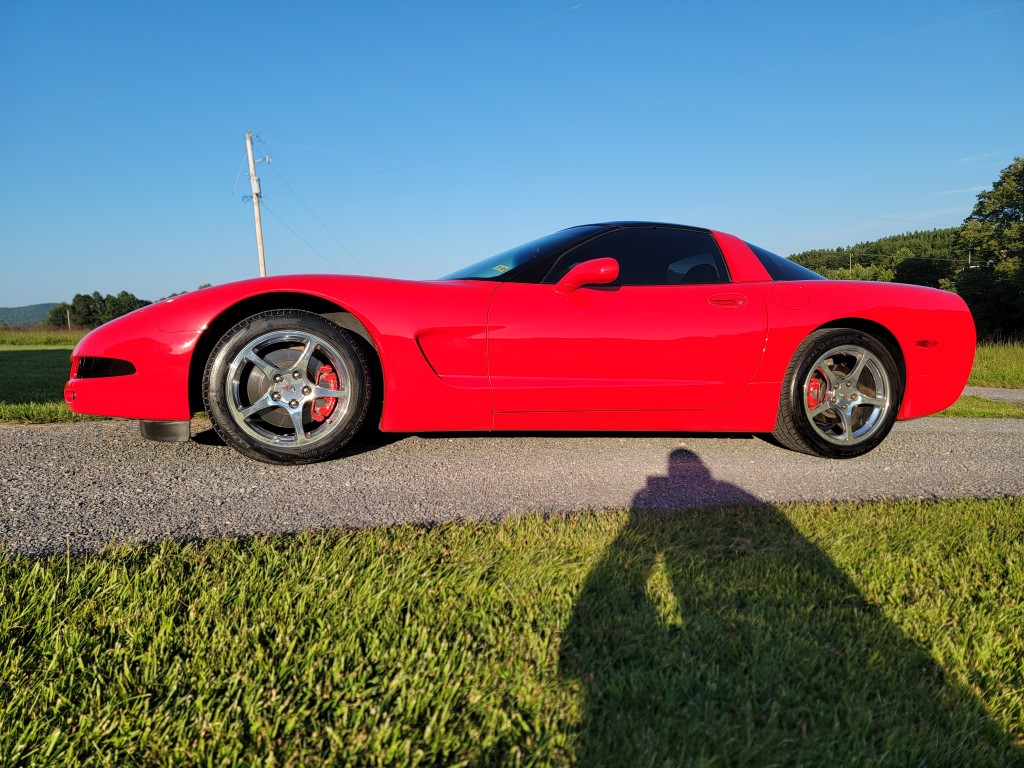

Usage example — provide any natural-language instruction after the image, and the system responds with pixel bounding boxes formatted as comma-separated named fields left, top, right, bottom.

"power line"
left=265, top=162, right=369, bottom=273
left=204, top=155, right=248, bottom=284
left=258, top=200, right=344, bottom=273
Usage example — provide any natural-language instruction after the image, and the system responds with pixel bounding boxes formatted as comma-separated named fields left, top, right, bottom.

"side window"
left=545, top=227, right=729, bottom=286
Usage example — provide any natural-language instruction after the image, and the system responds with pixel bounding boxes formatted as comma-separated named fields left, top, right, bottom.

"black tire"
left=202, top=310, right=372, bottom=464
left=772, top=328, right=902, bottom=459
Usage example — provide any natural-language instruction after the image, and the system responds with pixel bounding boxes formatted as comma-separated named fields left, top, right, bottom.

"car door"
left=486, top=226, right=767, bottom=414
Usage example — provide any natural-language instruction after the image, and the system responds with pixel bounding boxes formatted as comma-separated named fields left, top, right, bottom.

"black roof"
left=587, top=221, right=713, bottom=233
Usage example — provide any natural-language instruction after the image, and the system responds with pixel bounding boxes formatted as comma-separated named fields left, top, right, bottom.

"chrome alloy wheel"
left=225, top=329, right=352, bottom=449
left=801, top=344, right=892, bottom=446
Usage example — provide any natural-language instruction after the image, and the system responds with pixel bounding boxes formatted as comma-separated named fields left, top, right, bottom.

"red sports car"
left=64, top=222, right=975, bottom=464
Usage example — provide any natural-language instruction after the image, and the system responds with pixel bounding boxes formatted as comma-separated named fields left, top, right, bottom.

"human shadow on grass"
left=559, top=449, right=1019, bottom=766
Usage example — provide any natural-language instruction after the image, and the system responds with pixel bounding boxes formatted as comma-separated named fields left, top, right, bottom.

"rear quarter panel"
left=754, top=280, right=975, bottom=420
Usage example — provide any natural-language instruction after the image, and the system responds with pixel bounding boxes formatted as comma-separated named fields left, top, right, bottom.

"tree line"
left=45, top=291, right=151, bottom=329
left=790, top=156, right=1023, bottom=339
left=43, top=284, right=213, bottom=329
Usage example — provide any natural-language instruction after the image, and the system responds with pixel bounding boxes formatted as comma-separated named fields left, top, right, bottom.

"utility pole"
left=246, top=131, right=267, bottom=277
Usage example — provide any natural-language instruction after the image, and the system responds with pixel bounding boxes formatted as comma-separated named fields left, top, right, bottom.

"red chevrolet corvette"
left=65, top=222, right=975, bottom=464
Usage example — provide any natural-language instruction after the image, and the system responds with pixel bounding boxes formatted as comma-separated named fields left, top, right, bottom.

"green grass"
left=0, top=347, right=96, bottom=423
left=969, top=340, right=1024, bottom=388
left=2, top=499, right=1021, bottom=765
left=0, top=328, right=87, bottom=347
left=938, top=395, right=1024, bottom=419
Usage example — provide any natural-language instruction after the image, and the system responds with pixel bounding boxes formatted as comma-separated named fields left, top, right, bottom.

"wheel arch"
left=815, top=317, right=906, bottom=392
left=187, top=292, right=381, bottom=416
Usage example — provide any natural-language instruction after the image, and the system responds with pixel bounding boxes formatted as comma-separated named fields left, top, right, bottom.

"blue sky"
left=1, top=1, right=1022, bottom=307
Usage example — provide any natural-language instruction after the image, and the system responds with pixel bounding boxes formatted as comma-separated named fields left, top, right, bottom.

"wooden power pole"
left=246, top=131, right=267, bottom=277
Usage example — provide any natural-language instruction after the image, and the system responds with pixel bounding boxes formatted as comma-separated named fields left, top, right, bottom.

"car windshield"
left=440, top=226, right=604, bottom=280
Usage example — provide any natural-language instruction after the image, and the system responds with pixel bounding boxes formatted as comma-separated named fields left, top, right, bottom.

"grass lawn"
left=0, top=328, right=87, bottom=347
left=969, top=340, right=1024, bottom=388
left=938, top=395, right=1024, bottom=418
left=0, top=347, right=96, bottom=423
left=2, top=499, right=1022, bottom=765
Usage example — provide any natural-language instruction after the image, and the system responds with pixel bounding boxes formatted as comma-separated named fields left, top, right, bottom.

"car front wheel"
left=772, top=328, right=902, bottom=459
left=203, top=310, right=371, bottom=464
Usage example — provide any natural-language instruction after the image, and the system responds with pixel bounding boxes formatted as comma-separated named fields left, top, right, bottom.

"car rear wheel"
left=203, top=310, right=371, bottom=464
left=772, top=328, right=901, bottom=459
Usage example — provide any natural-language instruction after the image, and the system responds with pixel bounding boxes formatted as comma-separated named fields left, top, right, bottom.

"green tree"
left=789, top=228, right=960, bottom=277
left=45, top=291, right=151, bottom=328
left=45, top=302, right=73, bottom=328
left=959, top=157, right=1024, bottom=262
left=894, top=257, right=954, bottom=288
left=70, top=292, right=105, bottom=327
left=956, top=157, right=1024, bottom=338
left=956, top=257, right=1024, bottom=338
left=100, top=291, right=150, bottom=324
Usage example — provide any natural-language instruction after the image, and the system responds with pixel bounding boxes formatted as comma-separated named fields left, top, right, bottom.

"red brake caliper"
left=311, top=365, right=339, bottom=422
left=806, top=377, right=825, bottom=410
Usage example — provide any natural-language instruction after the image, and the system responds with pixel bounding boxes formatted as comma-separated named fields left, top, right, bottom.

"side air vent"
left=76, top=357, right=137, bottom=379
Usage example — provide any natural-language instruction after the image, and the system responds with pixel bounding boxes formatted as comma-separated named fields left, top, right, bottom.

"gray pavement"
left=2, top=416, right=1022, bottom=557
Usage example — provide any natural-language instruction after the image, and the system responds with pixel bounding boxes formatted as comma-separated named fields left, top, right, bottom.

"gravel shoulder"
left=2, top=417, right=1022, bottom=557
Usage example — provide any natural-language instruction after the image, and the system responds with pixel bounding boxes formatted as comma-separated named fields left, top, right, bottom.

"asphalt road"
left=2, top=417, right=1022, bottom=556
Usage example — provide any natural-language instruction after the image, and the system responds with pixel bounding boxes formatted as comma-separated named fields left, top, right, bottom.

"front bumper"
left=64, top=314, right=202, bottom=421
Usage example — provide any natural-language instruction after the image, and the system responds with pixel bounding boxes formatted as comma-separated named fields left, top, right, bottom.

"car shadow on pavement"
left=558, top=448, right=1019, bottom=765
left=190, top=422, right=408, bottom=455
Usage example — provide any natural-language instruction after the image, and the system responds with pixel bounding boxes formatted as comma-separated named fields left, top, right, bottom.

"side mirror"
left=554, top=257, right=619, bottom=294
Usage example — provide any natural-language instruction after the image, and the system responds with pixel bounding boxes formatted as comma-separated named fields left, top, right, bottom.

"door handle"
left=707, top=293, right=747, bottom=308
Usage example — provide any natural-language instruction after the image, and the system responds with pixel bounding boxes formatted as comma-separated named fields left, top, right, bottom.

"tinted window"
left=745, top=242, right=825, bottom=281
left=440, top=225, right=604, bottom=281
left=546, top=226, right=728, bottom=286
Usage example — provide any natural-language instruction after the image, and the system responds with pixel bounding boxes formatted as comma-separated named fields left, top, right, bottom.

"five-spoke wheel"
left=204, top=310, right=371, bottom=464
left=773, top=328, right=902, bottom=458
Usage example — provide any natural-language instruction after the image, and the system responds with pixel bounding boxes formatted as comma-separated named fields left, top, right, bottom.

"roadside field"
left=2, top=498, right=1021, bottom=764
left=970, top=340, right=1024, bottom=388
left=0, top=347, right=95, bottom=423
left=937, top=395, right=1024, bottom=418
left=0, top=328, right=87, bottom=346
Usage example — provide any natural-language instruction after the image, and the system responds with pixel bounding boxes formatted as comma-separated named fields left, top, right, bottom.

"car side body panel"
left=67, top=276, right=500, bottom=431
left=749, top=280, right=975, bottom=420
left=486, top=281, right=768, bottom=413
left=66, top=229, right=975, bottom=439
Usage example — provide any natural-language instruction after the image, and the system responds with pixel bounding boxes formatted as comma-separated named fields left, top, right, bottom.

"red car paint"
left=65, top=230, right=975, bottom=437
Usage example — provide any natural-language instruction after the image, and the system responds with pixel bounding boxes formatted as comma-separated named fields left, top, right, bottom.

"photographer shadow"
left=559, top=449, right=1018, bottom=765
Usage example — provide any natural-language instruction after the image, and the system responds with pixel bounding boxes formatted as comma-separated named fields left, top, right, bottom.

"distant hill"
left=0, top=303, right=58, bottom=327
left=789, top=227, right=961, bottom=274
